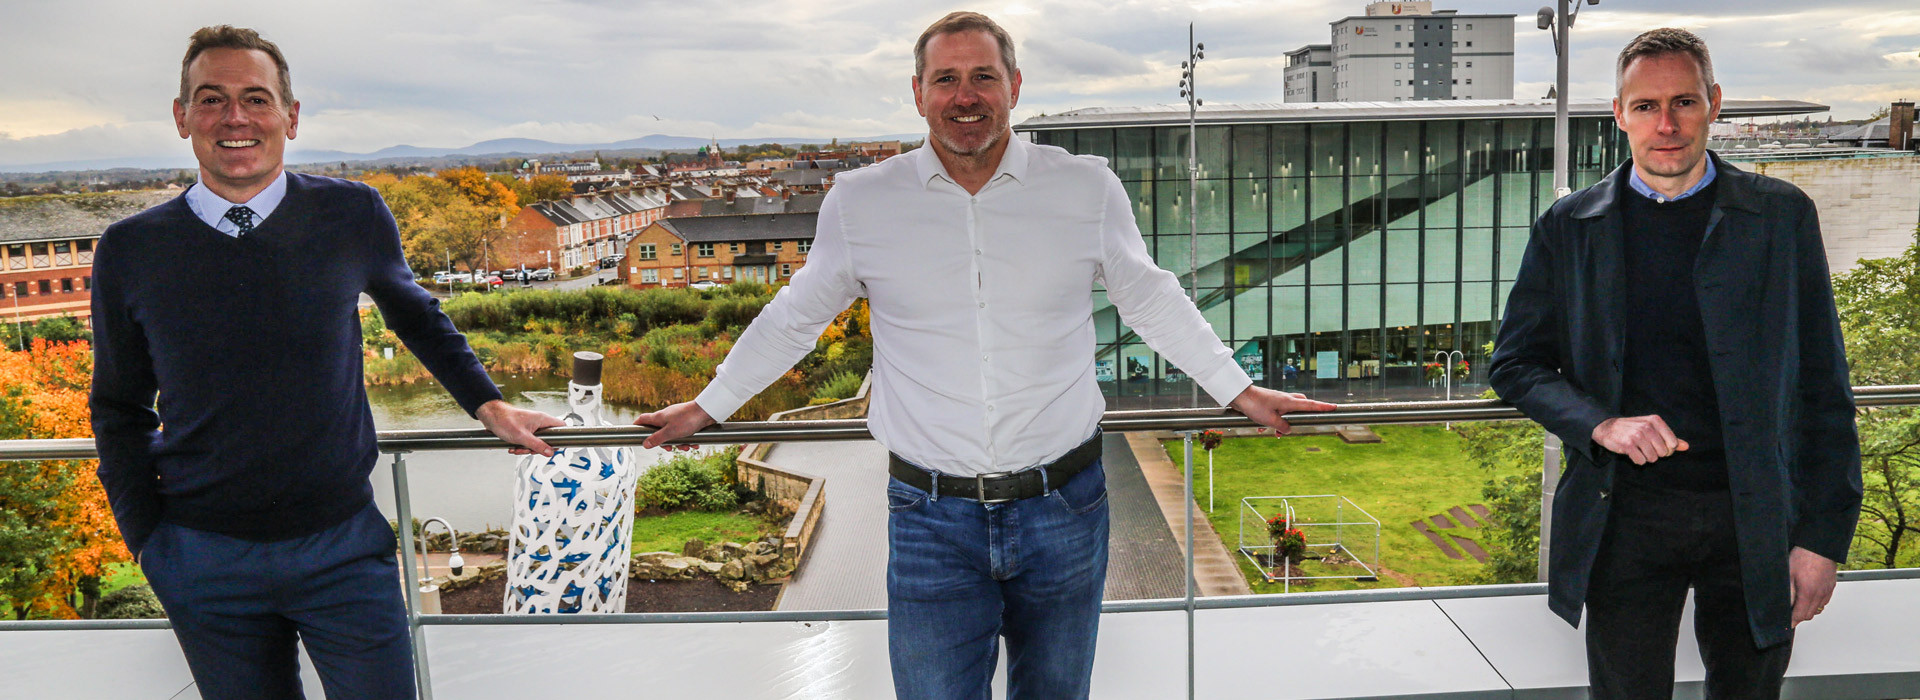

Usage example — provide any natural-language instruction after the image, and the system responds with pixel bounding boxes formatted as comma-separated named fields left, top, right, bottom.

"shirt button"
left=983, top=354, right=990, bottom=362
left=975, top=249, right=982, bottom=255
left=978, top=302, right=986, bottom=308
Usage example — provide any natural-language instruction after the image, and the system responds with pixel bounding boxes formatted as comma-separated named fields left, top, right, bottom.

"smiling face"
left=913, top=29, right=1021, bottom=164
left=1612, top=52, right=1721, bottom=193
left=173, top=47, right=299, bottom=201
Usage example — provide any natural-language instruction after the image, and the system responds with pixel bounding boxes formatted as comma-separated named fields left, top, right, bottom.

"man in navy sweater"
left=89, top=26, right=562, bottom=699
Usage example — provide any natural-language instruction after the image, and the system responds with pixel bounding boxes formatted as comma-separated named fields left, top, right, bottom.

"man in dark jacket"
left=1489, top=28, right=1860, bottom=700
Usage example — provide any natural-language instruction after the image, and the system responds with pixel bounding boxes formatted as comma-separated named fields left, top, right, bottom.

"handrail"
left=6, top=384, right=1917, bottom=460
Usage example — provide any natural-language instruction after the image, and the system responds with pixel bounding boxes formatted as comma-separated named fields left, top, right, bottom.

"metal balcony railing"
left=4, top=384, right=1918, bottom=700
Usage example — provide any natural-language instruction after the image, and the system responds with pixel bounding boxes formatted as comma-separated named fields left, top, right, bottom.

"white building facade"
left=1294, top=2, right=1515, bottom=103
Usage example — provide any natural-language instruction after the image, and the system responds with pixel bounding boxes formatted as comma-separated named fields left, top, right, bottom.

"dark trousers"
left=140, top=502, right=415, bottom=700
left=1585, top=480, right=1792, bottom=700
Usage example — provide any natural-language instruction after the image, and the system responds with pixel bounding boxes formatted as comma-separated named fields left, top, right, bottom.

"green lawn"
left=630, top=510, right=779, bottom=555
left=1166, top=425, right=1504, bottom=593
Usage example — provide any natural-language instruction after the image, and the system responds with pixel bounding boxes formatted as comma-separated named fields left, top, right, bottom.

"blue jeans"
left=886, top=458, right=1110, bottom=700
left=140, top=502, right=415, bottom=700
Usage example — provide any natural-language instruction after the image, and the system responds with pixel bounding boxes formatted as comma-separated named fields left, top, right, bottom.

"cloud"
left=2, top=0, right=1916, bottom=170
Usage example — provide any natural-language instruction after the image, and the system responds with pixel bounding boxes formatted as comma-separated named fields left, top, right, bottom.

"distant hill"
left=1, top=133, right=923, bottom=175
left=286, top=134, right=921, bottom=165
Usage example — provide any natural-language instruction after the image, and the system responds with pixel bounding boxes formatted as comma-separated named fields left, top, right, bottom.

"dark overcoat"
left=1488, top=153, right=1862, bottom=648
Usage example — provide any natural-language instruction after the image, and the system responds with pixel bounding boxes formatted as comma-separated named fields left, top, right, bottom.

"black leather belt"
left=888, top=431, right=1103, bottom=503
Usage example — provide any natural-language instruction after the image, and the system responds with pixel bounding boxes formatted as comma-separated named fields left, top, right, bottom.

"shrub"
left=637, top=447, right=741, bottom=512
left=95, top=585, right=165, bottom=620
left=811, top=371, right=864, bottom=404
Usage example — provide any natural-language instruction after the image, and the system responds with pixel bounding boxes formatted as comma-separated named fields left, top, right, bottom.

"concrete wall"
left=1743, top=154, right=1920, bottom=274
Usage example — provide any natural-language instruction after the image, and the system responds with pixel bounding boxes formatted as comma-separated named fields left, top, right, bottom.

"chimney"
left=1891, top=100, right=1915, bottom=151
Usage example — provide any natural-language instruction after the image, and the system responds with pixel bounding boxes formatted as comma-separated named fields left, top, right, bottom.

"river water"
left=365, top=372, right=707, bottom=531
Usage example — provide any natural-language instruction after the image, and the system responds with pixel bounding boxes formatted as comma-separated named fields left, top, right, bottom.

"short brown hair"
left=1615, top=28, right=1714, bottom=97
left=178, top=25, right=294, bottom=106
left=913, top=12, right=1017, bottom=81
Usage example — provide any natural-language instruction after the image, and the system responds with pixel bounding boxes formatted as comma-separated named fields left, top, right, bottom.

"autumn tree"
left=526, top=174, right=572, bottom=203
left=364, top=172, right=513, bottom=275
left=0, top=340, right=125, bottom=618
left=0, top=386, right=73, bottom=619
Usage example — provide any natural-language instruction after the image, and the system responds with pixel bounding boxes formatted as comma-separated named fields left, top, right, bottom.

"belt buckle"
left=975, top=471, right=1014, bottom=503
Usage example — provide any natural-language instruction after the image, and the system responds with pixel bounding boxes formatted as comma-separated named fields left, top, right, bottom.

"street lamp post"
left=1179, top=25, right=1205, bottom=409
left=1536, top=0, right=1598, bottom=583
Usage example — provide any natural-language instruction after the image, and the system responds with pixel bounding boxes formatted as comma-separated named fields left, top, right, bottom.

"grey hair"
left=913, top=11, right=1017, bottom=81
left=1615, top=28, right=1714, bottom=97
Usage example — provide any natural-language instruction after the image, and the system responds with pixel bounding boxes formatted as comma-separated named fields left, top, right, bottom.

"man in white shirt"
left=636, top=12, right=1334, bottom=699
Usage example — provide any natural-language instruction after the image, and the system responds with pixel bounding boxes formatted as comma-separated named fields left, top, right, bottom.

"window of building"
left=1452, top=62, right=1458, bottom=68
left=1423, top=62, right=1429, bottom=68
left=772, top=241, right=783, bottom=252
left=1452, top=24, right=1458, bottom=29
left=77, top=240, right=93, bottom=264
left=780, top=263, right=792, bottom=277
left=696, top=267, right=707, bottom=278
left=5, top=245, right=23, bottom=269
left=1394, top=24, right=1401, bottom=30
left=673, top=267, right=684, bottom=279
left=1466, top=61, right=1473, bottom=68
left=638, top=243, right=656, bottom=260
left=1394, top=62, right=1401, bottom=69
left=723, top=267, right=734, bottom=279
left=1394, top=80, right=1402, bottom=86
left=1466, top=78, right=1473, bottom=85
left=82, top=276, right=91, bottom=290
left=1466, top=41, right=1473, bottom=47
left=729, top=243, right=741, bottom=254
left=30, top=243, right=49, bottom=268
left=1466, top=23, right=1473, bottom=30
left=53, top=242, right=71, bottom=266
left=798, top=240, right=812, bottom=254
left=1422, top=80, right=1429, bottom=85
left=641, top=268, right=658, bottom=283
left=1452, top=41, right=1459, bottom=47
left=670, top=243, right=682, bottom=256
left=1453, top=79, right=1459, bottom=84
left=1394, top=42, right=1401, bottom=48
left=37, top=280, right=51, bottom=295
left=697, top=243, right=715, bottom=257
left=12, top=282, right=25, bottom=296
left=60, top=278, right=73, bottom=293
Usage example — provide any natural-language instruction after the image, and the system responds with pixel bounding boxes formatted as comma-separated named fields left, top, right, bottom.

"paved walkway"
left=769, top=435, right=1190, bottom=612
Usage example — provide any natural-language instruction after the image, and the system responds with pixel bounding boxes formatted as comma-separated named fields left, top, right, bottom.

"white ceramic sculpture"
left=506, top=352, right=638, bottom=614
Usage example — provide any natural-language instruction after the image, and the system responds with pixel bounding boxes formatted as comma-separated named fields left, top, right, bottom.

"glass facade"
left=1028, top=118, right=1626, bottom=405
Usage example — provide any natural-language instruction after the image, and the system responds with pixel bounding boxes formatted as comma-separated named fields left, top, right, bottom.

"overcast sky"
left=3, top=0, right=1916, bottom=169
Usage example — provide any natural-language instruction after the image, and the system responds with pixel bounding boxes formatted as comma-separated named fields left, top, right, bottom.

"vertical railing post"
left=1539, top=433, right=1562, bottom=582
left=1182, top=431, right=1197, bottom=700
left=390, top=452, right=434, bottom=700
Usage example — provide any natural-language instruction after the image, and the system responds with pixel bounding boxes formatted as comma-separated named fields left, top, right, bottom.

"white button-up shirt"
left=694, top=138, right=1251, bottom=476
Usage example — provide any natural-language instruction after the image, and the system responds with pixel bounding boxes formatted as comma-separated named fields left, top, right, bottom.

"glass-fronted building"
left=1015, top=99, right=1825, bottom=406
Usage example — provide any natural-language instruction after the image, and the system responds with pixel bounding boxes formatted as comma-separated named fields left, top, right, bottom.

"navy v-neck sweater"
left=89, top=173, right=502, bottom=555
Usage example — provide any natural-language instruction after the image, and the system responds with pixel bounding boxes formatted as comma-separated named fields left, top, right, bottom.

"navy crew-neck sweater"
left=1617, top=176, right=1728, bottom=492
left=89, top=173, right=503, bottom=555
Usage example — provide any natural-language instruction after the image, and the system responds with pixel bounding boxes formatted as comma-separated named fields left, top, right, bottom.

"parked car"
left=529, top=268, right=555, bottom=281
left=687, top=280, right=721, bottom=291
left=598, top=254, right=626, bottom=270
left=480, top=274, right=504, bottom=288
left=434, top=271, right=475, bottom=284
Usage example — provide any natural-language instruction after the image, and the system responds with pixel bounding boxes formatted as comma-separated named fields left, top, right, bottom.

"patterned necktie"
left=224, top=205, right=256, bottom=236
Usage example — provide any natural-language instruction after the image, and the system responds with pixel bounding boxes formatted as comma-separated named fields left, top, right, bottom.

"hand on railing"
left=477, top=400, right=565, bottom=457
left=1227, top=386, right=1338, bottom=435
left=634, top=400, right=715, bottom=451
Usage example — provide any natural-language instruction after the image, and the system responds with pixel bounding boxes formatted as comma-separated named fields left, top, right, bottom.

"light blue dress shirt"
left=184, top=170, right=289, bottom=236
left=1627, top=156, right=1717, bottom=203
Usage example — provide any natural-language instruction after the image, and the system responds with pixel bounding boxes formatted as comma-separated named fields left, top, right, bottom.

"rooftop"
left=0, top=189, right=176, bottom=244
left=658, top=211, right=819, bottom=243
left=1015, top=98, right=1829, bottom=130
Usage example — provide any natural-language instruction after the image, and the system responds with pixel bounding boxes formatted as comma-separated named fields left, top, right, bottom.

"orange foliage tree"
left=0, top=339, right=126, bottom=618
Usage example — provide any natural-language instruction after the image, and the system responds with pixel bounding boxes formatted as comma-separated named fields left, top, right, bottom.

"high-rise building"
left=1286, top=2, right=1515, bottom=103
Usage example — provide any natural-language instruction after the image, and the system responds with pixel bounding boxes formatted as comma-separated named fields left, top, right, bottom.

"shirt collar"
left=913, top=134, right=1029, bottom=190
left=1628, top=156, right=1716, bottom=204
left=186, top=170, right=289, bottom=234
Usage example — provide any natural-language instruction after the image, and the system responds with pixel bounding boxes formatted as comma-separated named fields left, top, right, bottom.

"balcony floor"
left=7, top=578, right=1916, bottom=699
